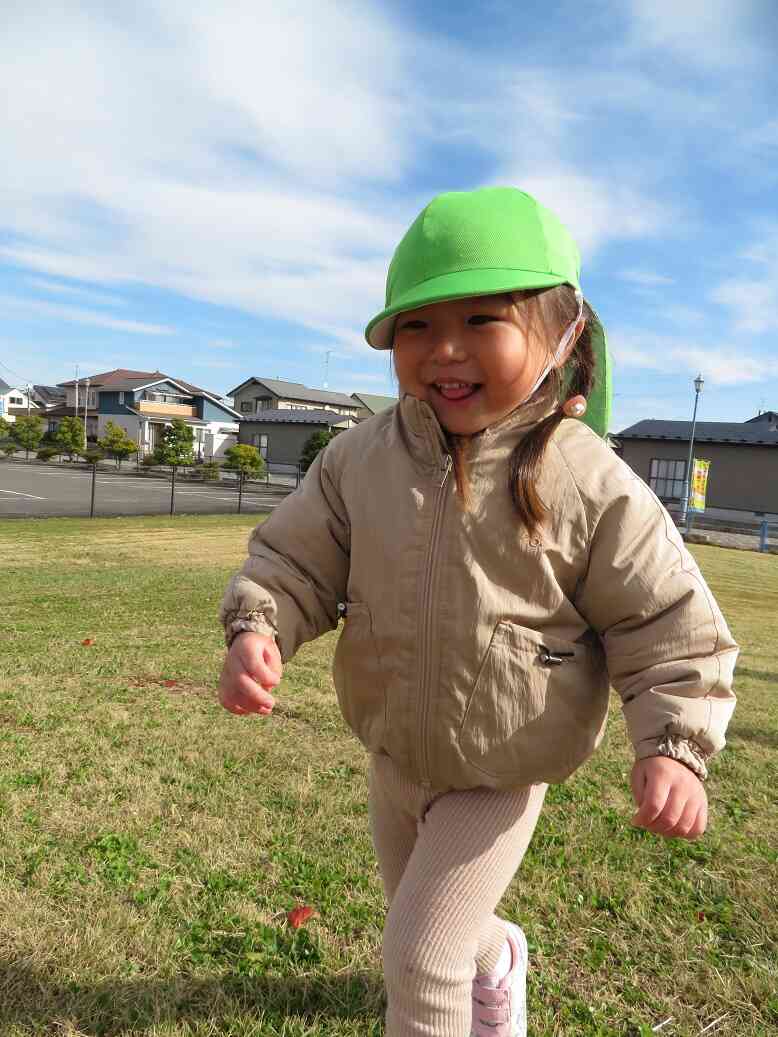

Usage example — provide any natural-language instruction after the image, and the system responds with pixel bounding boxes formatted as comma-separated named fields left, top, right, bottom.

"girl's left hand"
left=630, top=756, right=708, bottom=840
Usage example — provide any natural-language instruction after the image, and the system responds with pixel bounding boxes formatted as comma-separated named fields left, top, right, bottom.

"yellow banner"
left=689, top=458, right=710, bottom=512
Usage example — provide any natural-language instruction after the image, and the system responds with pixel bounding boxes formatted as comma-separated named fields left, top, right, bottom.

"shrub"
left=300, top=430, right=335, bottom=471
left=223, top=444, right=266, bottom=480
left=200, top=461, right=221, bottom=481
left=36, top=446, right=59, bottom=461
left=80, top=449, right=105, bottom=464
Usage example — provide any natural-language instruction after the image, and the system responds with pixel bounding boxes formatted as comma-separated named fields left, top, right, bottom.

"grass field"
left=1, top=515, right=776, bottom=1037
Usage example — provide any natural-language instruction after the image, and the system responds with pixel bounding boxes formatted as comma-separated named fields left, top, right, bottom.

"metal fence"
left=0, top=455, right=296, bottom=519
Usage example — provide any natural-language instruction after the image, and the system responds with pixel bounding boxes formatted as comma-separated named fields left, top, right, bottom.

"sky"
left=1, top=0, right=777, bottom=431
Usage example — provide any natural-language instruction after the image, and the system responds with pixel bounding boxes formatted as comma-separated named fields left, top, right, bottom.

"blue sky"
left=1, top=0, right=777, bottom=430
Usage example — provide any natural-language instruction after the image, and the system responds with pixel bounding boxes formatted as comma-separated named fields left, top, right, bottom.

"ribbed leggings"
left=368, top=752, right=547, bottom=1036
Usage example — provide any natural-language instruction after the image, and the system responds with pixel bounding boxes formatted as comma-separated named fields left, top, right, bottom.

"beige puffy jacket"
left=221, top=396, right=738, bottom=790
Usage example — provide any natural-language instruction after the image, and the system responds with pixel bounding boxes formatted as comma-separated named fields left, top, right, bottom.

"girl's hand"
left=219, top=632, right=282, bottom=716
left=630, top=756, right=708, bottom=840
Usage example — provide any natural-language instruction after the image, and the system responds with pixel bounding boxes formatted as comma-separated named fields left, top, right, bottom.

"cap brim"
left=365, top=267, right=567, bottom=349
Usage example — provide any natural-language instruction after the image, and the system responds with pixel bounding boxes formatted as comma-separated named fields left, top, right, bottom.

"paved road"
left=0, top=463, right=291, bottom=518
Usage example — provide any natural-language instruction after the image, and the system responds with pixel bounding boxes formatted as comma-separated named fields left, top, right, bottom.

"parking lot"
left=0, top=463, right=292, bottom=518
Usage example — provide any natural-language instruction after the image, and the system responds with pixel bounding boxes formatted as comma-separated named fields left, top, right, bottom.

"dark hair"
left=446, top=285, right=595, bottom=532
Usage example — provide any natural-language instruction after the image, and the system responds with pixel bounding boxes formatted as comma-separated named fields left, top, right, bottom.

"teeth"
left=436, top=382, right=472, bottom=388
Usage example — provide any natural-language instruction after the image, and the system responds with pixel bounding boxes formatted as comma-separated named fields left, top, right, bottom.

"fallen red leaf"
left=287, top=905, right=316, bottom=929
left=163, top=679, right=178, bottom=687
left=81, top=639, right=95, bottom=646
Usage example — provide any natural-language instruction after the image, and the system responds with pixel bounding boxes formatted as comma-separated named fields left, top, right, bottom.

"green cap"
left=365, top=186, right=611, bottom=437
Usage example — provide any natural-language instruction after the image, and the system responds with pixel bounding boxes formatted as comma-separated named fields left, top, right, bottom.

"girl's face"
left=392, top=294, right=550, bottom=435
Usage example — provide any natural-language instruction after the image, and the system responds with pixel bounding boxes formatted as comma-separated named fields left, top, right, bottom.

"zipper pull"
left=337, top=602, right=347, bottom=619
left=440, top=455, right=452, bottom=484
left=539, top=646, right=575, bottom=666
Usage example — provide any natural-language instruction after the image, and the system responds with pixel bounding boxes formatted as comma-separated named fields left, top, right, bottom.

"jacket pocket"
left=332, top=602, right=387, bottom=751
left=458, top=621, right=592, bottom=779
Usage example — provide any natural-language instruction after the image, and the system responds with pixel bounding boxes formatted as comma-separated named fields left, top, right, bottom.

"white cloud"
left=619, top=270, right=675, bottom=287
left=24, top=277, right=127, bottom=307
left=709, top=226, right=778, bottom=333
left=0, top=295, right=174, bottom=335
left=626, top=0, right=765, bottom=70
left=610, top=328, right=778, bottom=385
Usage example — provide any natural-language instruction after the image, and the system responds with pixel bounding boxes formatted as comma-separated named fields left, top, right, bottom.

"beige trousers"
left=368, top=752, right=548, bottom=1037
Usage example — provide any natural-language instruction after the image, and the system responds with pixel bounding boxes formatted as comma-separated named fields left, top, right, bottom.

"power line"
left=0, top=358, right=35, bottom=385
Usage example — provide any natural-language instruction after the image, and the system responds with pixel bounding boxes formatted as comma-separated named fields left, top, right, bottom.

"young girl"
left=218, top=187, right=738, bottom=1037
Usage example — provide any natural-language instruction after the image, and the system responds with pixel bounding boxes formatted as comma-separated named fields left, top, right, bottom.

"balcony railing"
left=137, top=401, right=196, bottom=417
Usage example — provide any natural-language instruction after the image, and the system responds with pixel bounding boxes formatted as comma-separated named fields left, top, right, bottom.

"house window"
left=649, top=458, right=688, bottom=500
left=119, top=391, right=125, bottom=404
left=10, top=396, right=23, bottom=405
left=240, top=401, right=254, bottom=413
left=251, top=433, right=268, bottom=458
left=88, top=391, right=96, bottom=407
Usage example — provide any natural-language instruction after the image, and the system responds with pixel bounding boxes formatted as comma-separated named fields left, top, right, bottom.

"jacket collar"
left=397, top=392, right=558, bottom=470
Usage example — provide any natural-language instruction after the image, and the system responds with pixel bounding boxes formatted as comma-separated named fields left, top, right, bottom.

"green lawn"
left=1, top=516, right=776, bottom=1037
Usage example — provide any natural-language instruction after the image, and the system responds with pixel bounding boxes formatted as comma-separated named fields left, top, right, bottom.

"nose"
left=429, top=330, right=466, bottom=364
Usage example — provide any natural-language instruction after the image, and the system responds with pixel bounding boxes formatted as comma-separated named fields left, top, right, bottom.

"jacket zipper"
left=417, top=456, right=452, bottom=785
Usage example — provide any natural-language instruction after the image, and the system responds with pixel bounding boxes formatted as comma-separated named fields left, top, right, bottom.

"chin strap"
left=521, top=290, right=584, bottom=404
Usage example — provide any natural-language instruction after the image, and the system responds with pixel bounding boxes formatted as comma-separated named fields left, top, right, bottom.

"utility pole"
left=27, top=383, right=32, bottom=416
left=324, top=350, right=332, bottom=389
left=83, top=377, right=90, bottom=442
left=74, top=363, right=80, bottom=416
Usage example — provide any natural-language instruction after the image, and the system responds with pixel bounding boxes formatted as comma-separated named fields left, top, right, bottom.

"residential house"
left=350, top=392, right=398, bottom=419
left=616, top=411, right=778, bottom=522
left=0, top=379, right=39, bottom=423
left=31, top=384, right=66, bottom=411
left=50, top=369, right=240, bottom=459
left=228, top=377, right=361, bottom=424
left=238, top=409, right=352, bottom=466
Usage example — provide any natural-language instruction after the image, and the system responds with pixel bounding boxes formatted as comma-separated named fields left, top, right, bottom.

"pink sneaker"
left=471, top=922, right=528, bottom=1037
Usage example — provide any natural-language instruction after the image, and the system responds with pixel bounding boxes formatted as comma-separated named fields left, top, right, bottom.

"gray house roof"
left=617, top=418, right=778, bottom=446
left=239, top=408, right=349, bottom=426
left=228, top=377, right=358, bottom=409
left=0, top=378, right=11, bottom=393
left=33, top=384, right=67, bottom=405
left=351, top=392, right=398, bottom=413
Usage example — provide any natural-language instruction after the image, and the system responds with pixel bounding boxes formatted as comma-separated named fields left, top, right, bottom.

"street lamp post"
left=679, top=373, right=704, bottom=530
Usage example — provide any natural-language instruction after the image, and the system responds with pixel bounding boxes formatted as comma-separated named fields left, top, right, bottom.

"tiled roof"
left=229, top=377, right=358, bottom=409
left=59, top=368, right=163, bottom=387
left=41, top=405, right=99, bottom=418
left=240, top=408, right=350, bottom=426
left=351, top=392, right=397, bottom=413
left=33, top=384, right=66, bottom=404
left=617, top=419, right=778, bottom=446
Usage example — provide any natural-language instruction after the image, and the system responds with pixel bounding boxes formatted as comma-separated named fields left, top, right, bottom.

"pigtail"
left=508, top=288, right=596, bottom=535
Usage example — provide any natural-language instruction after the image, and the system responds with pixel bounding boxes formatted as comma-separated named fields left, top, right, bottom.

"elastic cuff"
left=222, top=608, right=277, bottom=648
left=636, top=734, right=710, bottom=781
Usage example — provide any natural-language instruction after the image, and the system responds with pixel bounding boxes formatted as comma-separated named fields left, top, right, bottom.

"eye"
left=467, top=314, right=499, bottom=325
left=397, top=319, right=427, bottom=331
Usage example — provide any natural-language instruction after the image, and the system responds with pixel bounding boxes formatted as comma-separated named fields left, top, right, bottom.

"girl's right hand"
left=218, top=632, right=282, bottom=716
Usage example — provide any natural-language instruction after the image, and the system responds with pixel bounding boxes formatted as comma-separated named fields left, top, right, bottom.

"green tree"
left=223, top=443, right=266, bottom=480
left=152, top=418, right=195, bottom=467
left=11, top=414, right=45, bottom=459
left=299, top=429, right=335, bottom=471
left=98, top=420, right=138, bottom=469
left=55, top=416, right=86, bottom=460
left=0, top=415, right=12, bottom=450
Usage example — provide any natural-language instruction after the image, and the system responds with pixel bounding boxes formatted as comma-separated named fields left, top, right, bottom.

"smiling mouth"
left=433, top=381, right=481, bottom=401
